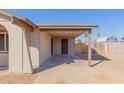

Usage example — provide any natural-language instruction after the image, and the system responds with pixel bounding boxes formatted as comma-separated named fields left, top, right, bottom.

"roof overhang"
left=38, top=24, right=98, bottom=30
left=0, top=10, right=36, bottom=28
left=38, top=24, right=98, bottom=38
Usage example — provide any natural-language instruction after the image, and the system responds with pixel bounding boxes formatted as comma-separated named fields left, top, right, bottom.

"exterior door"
left=51, top=39, right=53, bottom=56
left=61, top=39, right=68, bottom=54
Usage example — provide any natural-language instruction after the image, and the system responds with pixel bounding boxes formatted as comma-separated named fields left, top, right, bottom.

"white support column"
left=88, top=30, right=92, bottom=67
left=68, top=38, right=75, bottom=55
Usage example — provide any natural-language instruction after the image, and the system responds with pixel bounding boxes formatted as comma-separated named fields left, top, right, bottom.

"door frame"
left=61, top=39, right=68, bottom=54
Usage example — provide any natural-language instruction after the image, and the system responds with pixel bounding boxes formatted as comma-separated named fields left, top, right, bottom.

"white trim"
left=0, top=32, right=7, bottom=34
left=0, top=51, right=8, bottom=53
left=88, top=30, right=92, bottom=67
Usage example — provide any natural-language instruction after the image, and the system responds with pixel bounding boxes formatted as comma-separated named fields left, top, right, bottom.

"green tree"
left=76, top=39, right=82, bottom=44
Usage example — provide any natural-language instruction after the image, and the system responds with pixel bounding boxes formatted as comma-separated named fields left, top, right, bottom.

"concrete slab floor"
left=0, top=54, right=124, bottom=84
left=34, top=54, right=124, bottom=84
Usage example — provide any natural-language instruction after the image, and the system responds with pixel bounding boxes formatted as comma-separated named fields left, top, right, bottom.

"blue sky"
left=8, top=9, right=124, bottom=41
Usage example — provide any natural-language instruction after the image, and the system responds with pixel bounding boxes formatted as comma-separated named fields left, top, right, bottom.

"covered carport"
left=39, top=24, right=98, bottom=67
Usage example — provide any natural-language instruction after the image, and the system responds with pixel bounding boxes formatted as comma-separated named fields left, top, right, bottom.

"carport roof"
left=38, top=24, right=98, bottom=30
left=38, top=24, right=98, bottom=38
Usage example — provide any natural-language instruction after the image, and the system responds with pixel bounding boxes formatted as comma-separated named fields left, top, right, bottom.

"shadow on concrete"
left=91, top=60, right=104, bottom=67
left=77, top=53, right=111, bottom=67
left=34, top=54, right=110, bottom=74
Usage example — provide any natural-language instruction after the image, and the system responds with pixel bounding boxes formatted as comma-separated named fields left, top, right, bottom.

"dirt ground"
left=0, top=75, right=36, bottom=84
left=0, top=67, right=36, bottom=84
left=0, top=54, right=124, bottom=84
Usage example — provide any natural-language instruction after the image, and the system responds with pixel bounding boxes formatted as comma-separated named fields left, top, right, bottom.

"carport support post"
left=88, top=30, right=92, bottom=67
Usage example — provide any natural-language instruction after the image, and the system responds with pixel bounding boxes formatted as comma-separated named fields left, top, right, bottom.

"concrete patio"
left=34, top=54, right=124, bottom=84
left=0, top=54, right=124, bottom=84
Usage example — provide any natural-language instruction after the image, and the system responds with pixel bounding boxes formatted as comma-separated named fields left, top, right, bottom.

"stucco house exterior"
left=0, top=10, right=97, bottom=74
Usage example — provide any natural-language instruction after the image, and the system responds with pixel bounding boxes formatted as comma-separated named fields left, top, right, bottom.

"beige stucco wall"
left=0, top=22, right=24, bottom=73
left=53, top=38, right=75, bottom=55
left=30, top=28, right=40, bottom=69
left=75, top=43, right=88, bottom=54
left=22, top=24, right=33, bottom=73
left=0, top=13, right=77, bottom=73
left=0, top=14, right=32, bottom=73
left=68, top=38, right=75, bottom=55
left=107, top=42, right=124, bottom=54
left=40, top=31, right=51, bottom=65
left=0, top=53, right=8, bottom=66
left=92, top=42, right=124, bottom=55
left=53, top=38, right=61, bottom=55
left=39, top=35, right=75, bottom=65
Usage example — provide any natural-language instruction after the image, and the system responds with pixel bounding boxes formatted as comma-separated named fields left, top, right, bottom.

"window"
left=0, top=33, right=8, bottom=52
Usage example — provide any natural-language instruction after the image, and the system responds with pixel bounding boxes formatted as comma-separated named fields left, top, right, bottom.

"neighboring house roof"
left=0, top=10, right=36, bottom=27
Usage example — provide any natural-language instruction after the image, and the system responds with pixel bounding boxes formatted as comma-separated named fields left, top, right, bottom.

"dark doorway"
left=51, top=38, right=53, bottom=56
left=61, top=39, right=68, bottom=54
